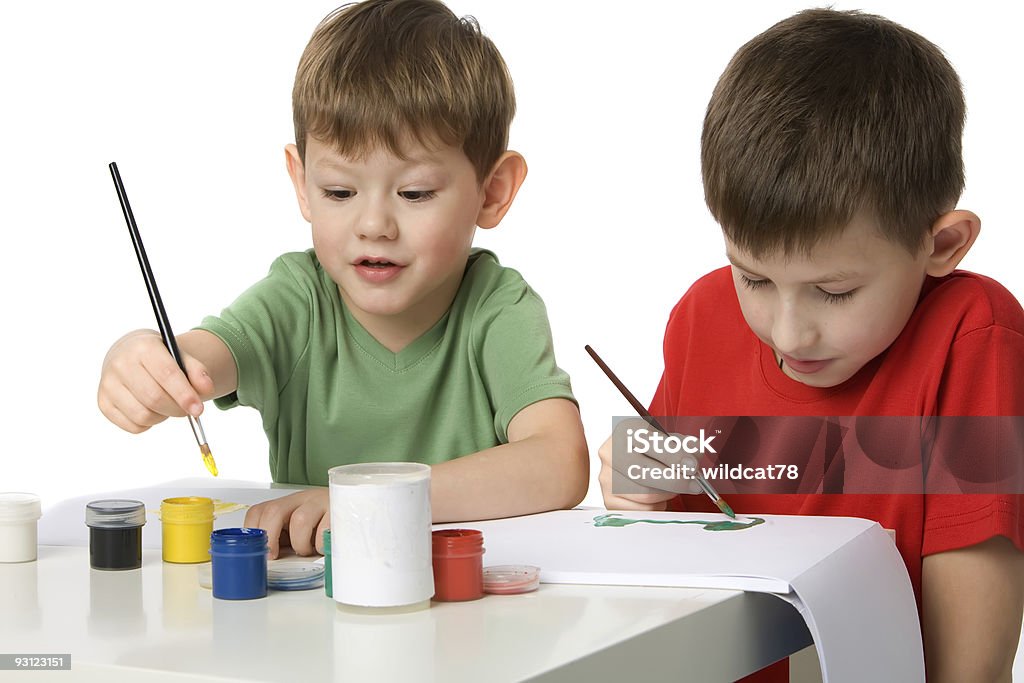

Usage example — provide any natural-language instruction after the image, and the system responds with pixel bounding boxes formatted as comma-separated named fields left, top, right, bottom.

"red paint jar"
left=431, top=529, right=484, bottom=602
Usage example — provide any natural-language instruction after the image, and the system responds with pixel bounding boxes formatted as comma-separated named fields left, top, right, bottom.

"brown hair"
left=293, top=0, right=515, bottom=180
left=702, top=9, right=965, bottom=256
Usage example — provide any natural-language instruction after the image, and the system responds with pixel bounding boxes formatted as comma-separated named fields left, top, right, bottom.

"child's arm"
left=98, top=329, right=236, bottom=432
left=245, top=397, right=588, bottom=558
left=921, top=535, right=1024, bottom=682
left=429, top=397, right=588, bottom=522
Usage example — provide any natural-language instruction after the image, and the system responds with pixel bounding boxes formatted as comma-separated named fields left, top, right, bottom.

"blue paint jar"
left=210, top=528, right=268, bottom=600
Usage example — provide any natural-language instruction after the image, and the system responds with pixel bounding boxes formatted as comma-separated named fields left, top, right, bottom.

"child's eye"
left=398, top=190, right=437, bottom=202
left=322, top=189, right=354, bottom=201
left=818, top=288, right=857, bottom=304
left=740, top=274, right=770, bottom=290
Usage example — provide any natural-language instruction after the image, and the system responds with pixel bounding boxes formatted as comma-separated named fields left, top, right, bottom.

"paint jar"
left=324, top=529, right=333, bottom=598
left=85, top=499, right=146, bottom=570
left=432, top=529, right=485, bottom=602
left=0, top=493, right=42, bottom=563
left=210, top=528, right=268, bottom=600
left=329, top=462, right=433, bottom=611
left=161, top=496, right=214, bottom=563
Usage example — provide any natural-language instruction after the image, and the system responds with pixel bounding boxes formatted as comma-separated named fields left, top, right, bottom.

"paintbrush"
left=585, top=344, right=734, bottom=518
left=109, top=162, right=218, bottom=477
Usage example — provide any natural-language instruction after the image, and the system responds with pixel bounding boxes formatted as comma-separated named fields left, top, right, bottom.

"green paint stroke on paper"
left=593, top=513, right=766, bottom=532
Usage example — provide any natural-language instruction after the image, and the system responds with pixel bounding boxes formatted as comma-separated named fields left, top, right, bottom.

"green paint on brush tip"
left=717, top=500, right=736, bottom=519
left=592, top=513, right=765, bottom=532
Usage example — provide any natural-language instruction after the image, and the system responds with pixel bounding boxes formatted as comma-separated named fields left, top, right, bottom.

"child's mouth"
left=354, top=258, right=404, bottom=283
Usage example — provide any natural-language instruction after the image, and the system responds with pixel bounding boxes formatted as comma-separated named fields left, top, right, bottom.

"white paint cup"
left=328, top=463, right=433, bottom=610
left=0, top=492, right=42, bottom=563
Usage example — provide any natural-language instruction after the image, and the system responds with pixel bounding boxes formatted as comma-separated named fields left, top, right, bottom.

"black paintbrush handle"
left=109, top=162, right=188, bottom=375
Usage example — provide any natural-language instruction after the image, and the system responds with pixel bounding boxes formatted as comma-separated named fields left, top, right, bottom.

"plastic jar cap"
left=328, top=462, right=430, bottom=486
left=482, top=565, right=541, bottom=594
left=210, top=527, right=268, bottom=548
left=0, top=492, right=42, bottom=523
left=160, top=496, right=214, bottom=523
left=85, top=499, right=146, bottom=528
left=268, top=560, right=325, bottom=591
left=432, top=529, right=484, bottom=556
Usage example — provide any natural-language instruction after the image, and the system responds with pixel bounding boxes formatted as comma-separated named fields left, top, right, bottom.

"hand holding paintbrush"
left=100, top=162, right=219, bottom=476
left=586, top=345, right=734, bottom=517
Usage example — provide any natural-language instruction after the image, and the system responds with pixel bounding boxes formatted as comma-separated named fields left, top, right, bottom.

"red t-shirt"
left=649, top=267, right=1024, bottom=682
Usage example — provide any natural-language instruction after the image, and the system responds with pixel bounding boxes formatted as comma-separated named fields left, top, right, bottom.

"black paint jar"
left=85, top=499, right=146, bottom=570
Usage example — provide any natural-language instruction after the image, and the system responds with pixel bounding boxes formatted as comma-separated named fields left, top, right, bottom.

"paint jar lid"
left=482, top=564, right=540, bottom=594
left=160, top=497, right=214, bottom=524
left=0, top=492, right=42, bottom=523
left=328, top=462, right=431, bottom=486
left=210, top=527, right=268, bottom=552
left=85, top=499, right=146, bottom=528
left=268, top=559, right=325, bottom=591
left=432, top=529, right=485, bottom=558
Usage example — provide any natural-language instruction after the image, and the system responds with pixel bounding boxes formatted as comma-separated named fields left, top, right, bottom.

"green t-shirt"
left=198, top=248, right=575, bottom=485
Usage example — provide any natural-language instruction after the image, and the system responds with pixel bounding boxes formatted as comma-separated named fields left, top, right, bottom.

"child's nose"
left=771, top=303, right=818, bottom=354
left=357, top=201, right=398, bottom=240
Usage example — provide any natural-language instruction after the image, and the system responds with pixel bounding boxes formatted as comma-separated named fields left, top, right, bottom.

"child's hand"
left=244, top=489, right=330, bottom=559
left=597, top=418, right=703, bottom=510
left=98, top=329, right=214, bottom=433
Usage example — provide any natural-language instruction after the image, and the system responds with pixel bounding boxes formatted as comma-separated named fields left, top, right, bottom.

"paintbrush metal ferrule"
left=187, top=412, right=218, bottom=477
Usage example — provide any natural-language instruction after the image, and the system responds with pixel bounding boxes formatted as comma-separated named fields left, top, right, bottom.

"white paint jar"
left=329, top=463, right=433, bottom=610
left=0, top=492, right=42, bottom=563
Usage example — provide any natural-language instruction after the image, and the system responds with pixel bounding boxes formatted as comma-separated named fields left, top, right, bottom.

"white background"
left=2, top=0, right=1021, bottom=668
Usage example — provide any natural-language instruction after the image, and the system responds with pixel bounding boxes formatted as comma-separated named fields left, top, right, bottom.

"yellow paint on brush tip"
left=201, top=445, right=219, bottom=477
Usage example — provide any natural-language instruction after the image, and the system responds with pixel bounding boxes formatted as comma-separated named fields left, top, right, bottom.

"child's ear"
left=285, top=144, right=312, bottom=223
left=477, top=151, right=527, bottom=229
left=925, top=209, right=980, bottom=277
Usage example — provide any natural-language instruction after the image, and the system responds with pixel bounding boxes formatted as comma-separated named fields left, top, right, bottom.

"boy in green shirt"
left=98, top=0, right=588, bottom=558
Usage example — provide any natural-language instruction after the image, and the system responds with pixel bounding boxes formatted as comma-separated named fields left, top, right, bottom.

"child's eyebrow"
left=725, top=253, right=860, bottom=284
left=313, top=155, right=446, bottom=173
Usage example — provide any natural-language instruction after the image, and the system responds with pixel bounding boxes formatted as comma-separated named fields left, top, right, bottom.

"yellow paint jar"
left=161, top=497, right=214, bottom=564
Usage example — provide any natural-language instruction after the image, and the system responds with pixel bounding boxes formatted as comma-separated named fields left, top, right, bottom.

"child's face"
left=726, top=212, right=930, bottom=388
left=291, top=137, right=485, bottom=337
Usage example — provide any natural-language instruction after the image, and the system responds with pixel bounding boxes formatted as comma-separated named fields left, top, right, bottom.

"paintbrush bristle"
left=716, top=498, right=736, bottom=519
left=200, top=444, right=218, bottom=477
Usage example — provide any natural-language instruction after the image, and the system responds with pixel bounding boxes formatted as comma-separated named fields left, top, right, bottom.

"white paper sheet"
left=436, top=509, right=923, bottom=682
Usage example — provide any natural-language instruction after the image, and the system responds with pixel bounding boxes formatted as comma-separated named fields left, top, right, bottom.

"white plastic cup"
left=328, top=463, right=433, bottom=610
left=0, top=493, right=42, bottom=563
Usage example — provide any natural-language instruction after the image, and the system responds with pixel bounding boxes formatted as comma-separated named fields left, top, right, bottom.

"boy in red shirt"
left=599, top=9, right=1024, bottom=682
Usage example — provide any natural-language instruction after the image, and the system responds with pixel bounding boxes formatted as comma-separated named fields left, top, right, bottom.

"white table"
left=0, top=545, right=810, bottom=682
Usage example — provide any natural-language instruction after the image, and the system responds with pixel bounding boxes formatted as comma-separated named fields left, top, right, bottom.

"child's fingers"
left=245, top=503, right=286, bottom=560
left=98, top=396, right=154, bottom=434
left=106, top=382, right=170, bottom=431
left=598, top=461, right=675, bottom=508
left=315, top=517, right=330, bottom=556
left=287, top=505, right=321, bottom=557
left=603, top=493, right=669, bottom=511
left=182, top=355, right=215, bottom=402
left=139, top=353, right=202, bottom=418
